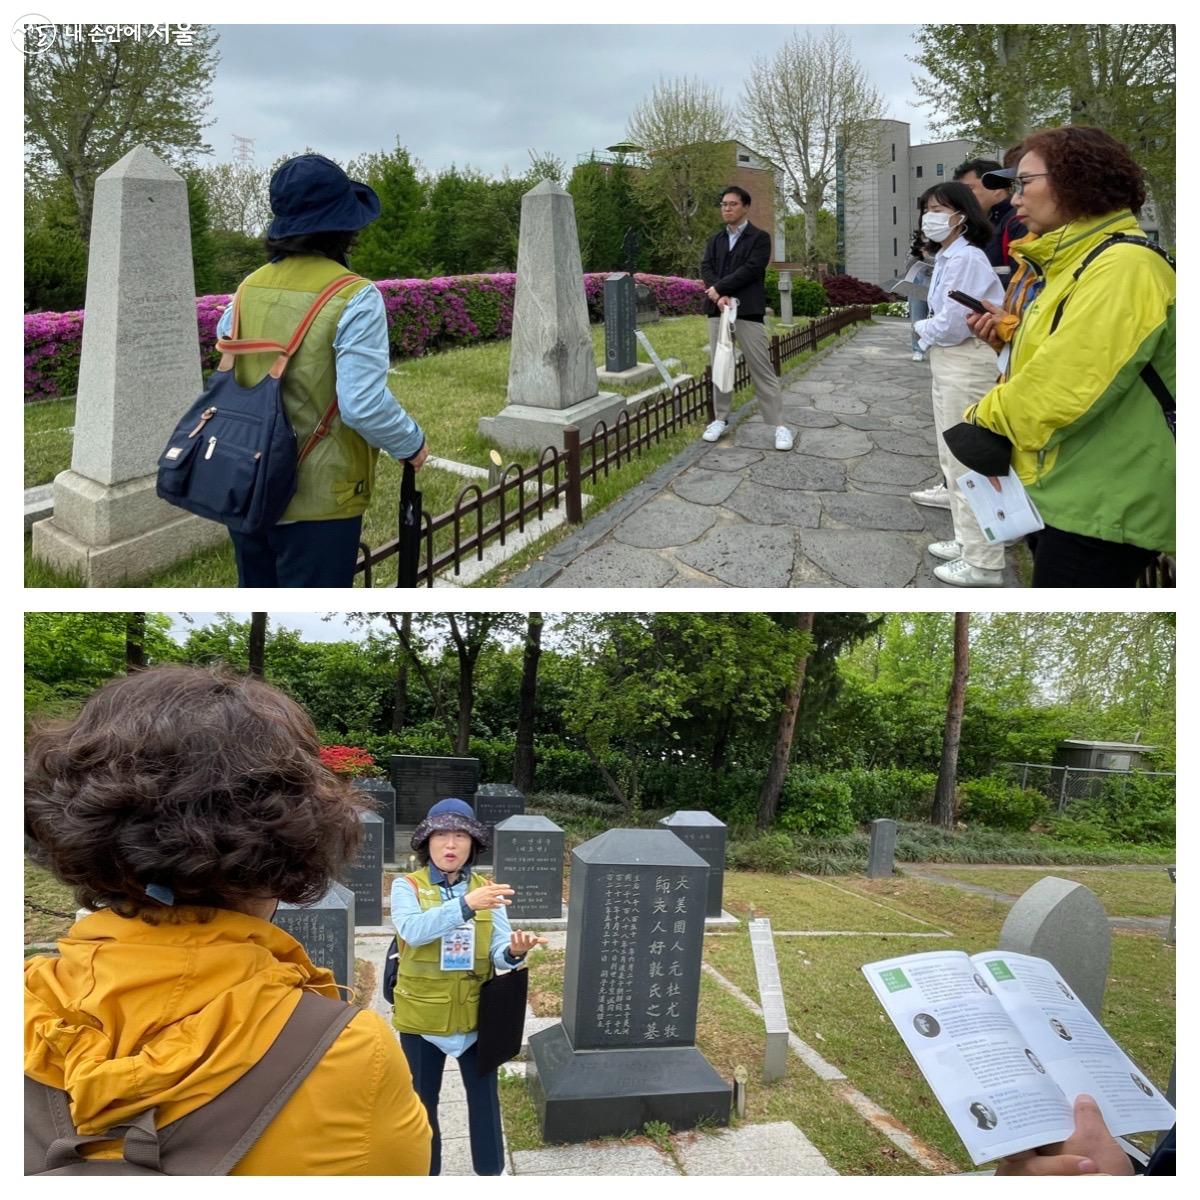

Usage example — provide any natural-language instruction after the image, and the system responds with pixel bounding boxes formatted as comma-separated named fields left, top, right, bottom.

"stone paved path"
left=509, top=319, right=1020, bottom=588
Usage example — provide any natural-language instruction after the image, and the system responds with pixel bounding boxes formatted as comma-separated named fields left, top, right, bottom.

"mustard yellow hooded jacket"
left=24, top=908, right=431, bottom=1175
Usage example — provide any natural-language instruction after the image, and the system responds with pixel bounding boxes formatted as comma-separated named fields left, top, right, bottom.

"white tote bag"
left=711, top=300, right=738, bottom=393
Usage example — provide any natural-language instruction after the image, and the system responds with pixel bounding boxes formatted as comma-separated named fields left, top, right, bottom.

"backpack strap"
left=216, top=273, right=362, bottom=381
left=25, top=991, right=357, bottom=1176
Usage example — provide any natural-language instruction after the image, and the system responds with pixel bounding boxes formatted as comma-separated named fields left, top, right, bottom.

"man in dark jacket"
left=954, top=157, right=1027, bottom=282
left=700, top=186, right=790, bottom=450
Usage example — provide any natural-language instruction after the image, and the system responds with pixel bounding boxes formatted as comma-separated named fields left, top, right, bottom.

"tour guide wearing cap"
left=213, top=153, right=430, bottom=588
left=389, top=798, right=547, bottom=1176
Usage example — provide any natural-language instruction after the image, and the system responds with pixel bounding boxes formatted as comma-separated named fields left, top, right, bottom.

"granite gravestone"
left=478, top=180, right=623, bottom=451
left=338, top=810, right=384, bottom=926
left=473, top=783, right=526, bottom=867
left=748, top=918, right=789, bottom=1081
left=353, top=777, right=396, bottom=863
left=493, top=815, right=564, bottom=920
left=659, top=811, right=726, bottom=918
left=604, top=273, right=637, bottom=372
left=31, top=145, right=227, bottom=584
left=998, top=877, right=1111, bottom=1018
left=276, top=882, right=355, bottom=989
left=867, top=819, right=898, bottom=878
left=635, top=280, right=660, bottom=326
left=389, top=755, right=480, bottom=830
left=527, top=829, right=731, bottom=1142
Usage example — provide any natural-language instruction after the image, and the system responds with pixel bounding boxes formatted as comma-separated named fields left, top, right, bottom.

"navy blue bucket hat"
left=411, top=797, right=490, bottom=852
left=267, top=153, right=381, bottom=239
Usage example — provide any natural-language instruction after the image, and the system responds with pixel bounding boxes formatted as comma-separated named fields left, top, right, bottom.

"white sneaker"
left=911, top=351, right=925, bottom=362
left=774, top=425, right=794, bottom=451
left=934, top=557, right=1005, bottom=588
left=927, top=539, right=962, bottom=562
left=910, top=484, right=951, bottom=509
left=702, top=419, right=728, bottom=443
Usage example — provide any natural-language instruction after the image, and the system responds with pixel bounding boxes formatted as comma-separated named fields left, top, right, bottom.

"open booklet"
left=862, top=950, right=1175, bottom=1166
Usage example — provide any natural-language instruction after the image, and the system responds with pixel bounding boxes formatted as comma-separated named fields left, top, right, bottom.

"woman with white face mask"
left=912, top=182, right=1007, bottom=586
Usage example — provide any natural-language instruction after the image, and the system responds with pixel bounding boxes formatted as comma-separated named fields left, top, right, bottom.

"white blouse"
left=913, top=236, right=1005, bottom=351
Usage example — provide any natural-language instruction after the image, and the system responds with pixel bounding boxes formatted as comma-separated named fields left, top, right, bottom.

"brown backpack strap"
left=216, top=273, right=362, bottom=380
left=25, top=991, right=357, bottom=1176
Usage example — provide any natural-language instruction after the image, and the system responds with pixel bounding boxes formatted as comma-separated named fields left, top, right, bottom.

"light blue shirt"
left=727, top=219, right=749, bottom=251
left=390, top=862, right=521, bottom=1058
left=215, top=279, right=425, bottom=462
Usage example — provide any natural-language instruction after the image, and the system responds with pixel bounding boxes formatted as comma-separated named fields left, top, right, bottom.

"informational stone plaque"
left=604, top=272, right=637, bottom=372
left=527, top=829, right=731, bottom=1142
left=275, top=882, right=355, bottom=990
left=353, top=777, right=396, bottom=863
left=389, top=754, right=480, bottom=827
left=748, top=918, right=789, bottom=1081
left=339, top=810, right=384, bottom=926
left=660, top=810, right=727, bottom=918
left=493, top=815, right=564, bottom=920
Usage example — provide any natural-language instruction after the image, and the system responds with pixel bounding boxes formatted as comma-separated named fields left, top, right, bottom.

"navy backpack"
left=157, top=273, right=359, bottom=534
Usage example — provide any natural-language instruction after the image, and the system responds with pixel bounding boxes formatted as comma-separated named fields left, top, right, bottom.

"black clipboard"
left=474, top=967, right=528, bottom=1077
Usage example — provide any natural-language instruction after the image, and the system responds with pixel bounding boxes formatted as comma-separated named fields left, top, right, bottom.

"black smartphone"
left=948, top=289, right=987, bottom=314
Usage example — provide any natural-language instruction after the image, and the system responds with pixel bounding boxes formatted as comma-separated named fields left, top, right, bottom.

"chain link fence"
left=1000, top=762, right=1176, bottom=812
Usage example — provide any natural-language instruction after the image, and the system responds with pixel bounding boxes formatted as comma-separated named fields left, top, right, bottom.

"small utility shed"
left=1054, top=739, right=1157, bottom=772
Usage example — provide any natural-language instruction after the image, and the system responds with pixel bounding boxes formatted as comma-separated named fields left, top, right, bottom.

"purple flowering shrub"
left=24, top=271, right=708, bottom=401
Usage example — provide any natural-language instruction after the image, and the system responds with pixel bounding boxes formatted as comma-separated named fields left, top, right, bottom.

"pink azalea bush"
left=24, top=271, right=709, bottom=402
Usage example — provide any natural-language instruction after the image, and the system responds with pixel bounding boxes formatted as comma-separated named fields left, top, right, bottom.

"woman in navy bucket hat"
left=213, top=153, right=429, bottom=587
left=390, top=798, right=546, bottom=1174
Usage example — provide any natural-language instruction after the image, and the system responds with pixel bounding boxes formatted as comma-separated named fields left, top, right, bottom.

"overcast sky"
left=206, top=24, right=932, bottom=178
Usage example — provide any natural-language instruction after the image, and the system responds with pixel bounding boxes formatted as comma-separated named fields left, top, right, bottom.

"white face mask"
left=921, top=211, right=963, bottom=243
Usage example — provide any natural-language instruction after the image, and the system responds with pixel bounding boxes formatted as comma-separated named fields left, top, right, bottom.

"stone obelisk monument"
left=479, top=180, right=623, bottom=451
left=32, top=145, right=227, bottom=584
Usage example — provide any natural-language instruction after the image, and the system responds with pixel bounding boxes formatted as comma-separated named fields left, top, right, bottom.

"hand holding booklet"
left=956, top=469, right=1044, bottom=544
left=862, top=949, right=1174, bottom=1166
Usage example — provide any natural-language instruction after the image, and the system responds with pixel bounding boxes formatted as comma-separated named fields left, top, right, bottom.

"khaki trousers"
left=707, top=316, right=782, bottom=426
left=928, top=339, right=1006, bottom=571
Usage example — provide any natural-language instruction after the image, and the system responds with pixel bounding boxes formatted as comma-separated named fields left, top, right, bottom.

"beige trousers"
left=707, top=316, right=782, bottom=426
left=928, top=339, right=1006, bottom=571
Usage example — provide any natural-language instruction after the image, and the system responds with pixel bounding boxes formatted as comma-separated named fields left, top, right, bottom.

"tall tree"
left=346, top=141, right=432, bottom=279
left=23, top=23, right=219, bottom=241
left=513, top=613, right=544, bottom=792
left=932, top=613, right=971, bottom=828
left=757, top=613, right=816, bottom=829
left=391, top=612, right=413, bottom=734
left=626, top=76, right=735, bottom=275
left=248, top=613, right=267, bottom=678
left=124, top=613, right=146, bottom=673
left=197, top=161, right=272, bottom=235
left=741, top=28, right=887, bottom=269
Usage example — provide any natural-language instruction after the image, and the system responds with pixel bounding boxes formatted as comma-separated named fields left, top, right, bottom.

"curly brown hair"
left=1020, top=126, right=1146, bottom=220
left=25, top=665, right=365, bottom=921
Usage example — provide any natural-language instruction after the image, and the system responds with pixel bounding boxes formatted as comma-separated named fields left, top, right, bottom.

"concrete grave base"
left=527, top=1021, right=731, bottom=1143
left=478, top=391, right=625, bottom=452
left=32, top=472, right=227, bottom=585
left=597, top=358, right=682, bottom=388
left=624, top=373, right=694, bottom=412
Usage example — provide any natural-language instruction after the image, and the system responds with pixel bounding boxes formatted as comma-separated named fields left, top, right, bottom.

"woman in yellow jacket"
left=24, top=665, right=431, bottom=1175
left=391, top=798, right=545, bottom=1176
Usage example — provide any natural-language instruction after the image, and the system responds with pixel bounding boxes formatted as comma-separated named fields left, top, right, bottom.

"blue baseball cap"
left=267, top=153, right=381, bottom=239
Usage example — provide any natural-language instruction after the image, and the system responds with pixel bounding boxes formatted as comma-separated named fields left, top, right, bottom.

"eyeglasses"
left=1012, top=173, right=1050, bottom=194
left=720, top=201, right=742, bottom=208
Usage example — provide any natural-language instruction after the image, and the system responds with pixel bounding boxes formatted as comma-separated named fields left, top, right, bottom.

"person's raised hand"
left=996, top=1094, right=1134, bottom=1176
left=509, top=930, right=548, bottom=957
left=464, top=882, right=514, bottom=912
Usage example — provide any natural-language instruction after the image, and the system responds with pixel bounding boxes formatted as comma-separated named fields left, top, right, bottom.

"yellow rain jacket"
left=964, top=211, right=1175, bottom=552
left=24, top=907, right=431, bottom=1175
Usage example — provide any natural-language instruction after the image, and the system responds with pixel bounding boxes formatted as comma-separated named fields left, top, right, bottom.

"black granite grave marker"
left=276, top=882, right=355, bottom=989
left=353, top=777, right=396, bottom=863
left=339, top=810, right=384, bottom=926
left=493, top=815, right=563, bottom=920
left=473, top=783, right=526, bottom=867
left=660, top=810, right=727, bottom=918
left=527, top=828, right=731, bottom=1142
left=635, top=280, right=660, bottom=325
left=604, top=273, right=637, bottom=372
left=389, top=754, right=480, bottom=828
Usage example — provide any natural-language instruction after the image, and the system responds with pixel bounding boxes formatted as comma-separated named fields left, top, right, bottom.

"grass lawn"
left=930, top=865, right=1176, bottom=918
left=24, top=862, right=78, bottom=944
left=24, top=316, right=867, bottom=588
